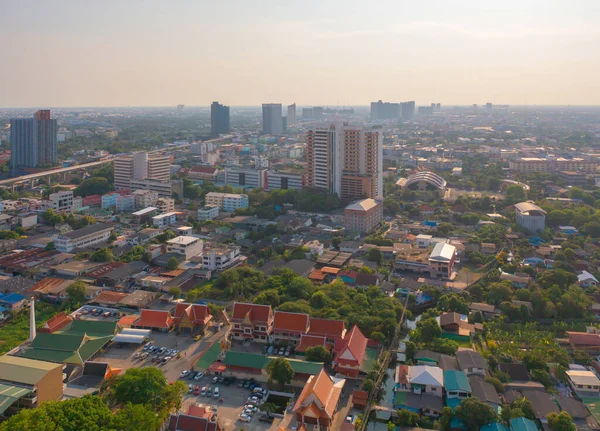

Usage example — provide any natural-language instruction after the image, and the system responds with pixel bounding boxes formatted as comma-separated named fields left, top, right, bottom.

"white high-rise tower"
left=29, top=298, right=36, bottom=342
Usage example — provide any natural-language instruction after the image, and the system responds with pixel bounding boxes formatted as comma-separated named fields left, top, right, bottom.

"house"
left=0, top=293, right=28, bottom=312
left=420, top=393, right=445, bottom=418
left=333, top=325, right=368, bottom=378
left=296, top=334, right=328, bottom=354
left=566, top=369, right=600, bottom=397
left=132, top=309, right=174, bottom=332
left=271, top=311, right=310, bottom=345
left=444, top=370, right=471, bottom=400
left=515, top=202, right=546, bottom=233
left=167, top=404, right=222, bottom=431
left=500, top=271, right=531, bottom=288
left=456, top=350, right=486, bottom=376
left=172, top=303, right=212, bottom=334
left=498, top=363, right=530, bottom=383
left=395, top=365, right=444, bottom=397
left=230, top=302, right=273, bottom=343
left=439, top=312, right=482, bottom=338
left=522, top=390, right=560, bottom=424
left=308, top=318, right=346, bottom=345
left=469, top=302, right=498, bottom=319
left=509, top=417, right=539, bottom=431
left=292, top=369, right=345, bottom=428
left=579, top=271, right=599, bottom=288
left=566, top=331, right=600, bottom=353
left=414, top=350, right=459, bottom=371
left=469, top=376, right=501, bottom=411
left=428, top=243, right=457, bottom=279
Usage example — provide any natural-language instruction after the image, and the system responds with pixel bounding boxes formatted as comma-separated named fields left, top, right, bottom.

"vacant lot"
left=0, top=303, right=60, bottom=354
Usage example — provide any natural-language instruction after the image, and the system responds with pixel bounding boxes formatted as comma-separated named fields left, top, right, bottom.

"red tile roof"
left=92, top=291, right=128, bottom=305
left=293, top=369, right=343, bottom=420
left=39, top=312, right=72, bottom=333
left=135, top=309, right=174, bottom=329
left=173, top=303, right=212, bottom=326
left=296, top=334, right=327, bottom=353
left=335, top=325, right=368, bottom=365
left=567, top=331, right=600, bottom=347
left=308, top=318, right=346, bottom=339
left=231, top=302, right=272, bottom=324
left=167, top=414, right=218, bottom=431
left=273, top=311, right=309, bottom=333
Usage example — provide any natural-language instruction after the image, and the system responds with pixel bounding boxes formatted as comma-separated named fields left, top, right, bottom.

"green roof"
left=23, top=334, right=113, bottom=366
left=481, top=423, right=510, bottom=431
left=444, top=370, right=471, bottom=392
left=61, top=320, right=117, bottom=337
left=31, top=333, right=86, bottom=352
left=509, top=417, right=538, bottom=431
left=280, top=358, right=323, bottom=375
left=0, top=383, right=32, bottom=415
left=0, top=356, right=62, bottom=386
left=223, top=351, right=270, bottom=369
left=194, top=342, right=221, bottom=370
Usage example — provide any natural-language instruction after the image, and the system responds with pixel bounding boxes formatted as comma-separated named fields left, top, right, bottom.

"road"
left=0, top=159, right=112, bottom=186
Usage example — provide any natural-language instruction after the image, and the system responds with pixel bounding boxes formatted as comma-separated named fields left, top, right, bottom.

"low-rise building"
left=515, top=201, right=546, bottom=233
left=566, top=368, right=600, bottom=397
left=42, top=190, right=74, bottom=213
left=428, top=243, right=457, bottom=279
left=230, top=302, right=273, bottom=343
left=54, top=223, right=115, bottom=253
left=155, top=197, right=175, bottom=213
left=197, top=206, right=219, bottom=221
left=130, top=178, right=183, bottom=199
left=271, top=311, right=310, bottom=345
left=166, top=236, right=203, bottom=259
left=266, top=170, right=304, bottom=191
left=333, top=325, right=368, bottom=378
left=199, top=244, right=241, bottom=271
left=293, top=369, right=345, bottom=428
left=152, top=212, right=177, bottom=228
left=344, top=198, right=383, bottom=233
left=205, top=192, right=249, bottom=212
left=115, top=194, right=135, bottom=212
left=456, top=350, right=486, bottom=376
left=133, top=189, right=158, bottom=209
left=395, top=365, right=444, bottom=397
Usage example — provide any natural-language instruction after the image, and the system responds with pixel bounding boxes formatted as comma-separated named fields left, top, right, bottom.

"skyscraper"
left=306, top=122, right=383, bottom=200
left=401, top=101, right=416, bottom=119
left=10, top=110, right=57, bottom=174
left=287, top=103, right=296, bottom=126
left=262, top=103, right=283, bottom=135
left=210, top=101, right=230, bottom=137
left=370, top=100, right=400, bottom=121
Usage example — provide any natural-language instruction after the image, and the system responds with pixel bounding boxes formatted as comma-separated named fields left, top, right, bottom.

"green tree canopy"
left=266, top=357, right=294, bottom=389
left=167, top=257, right=180, bottom=270
left=548, top=411, right=576, bottom=431
left=454, top=398, right=498, bottom=431
left=305, top=345, right=331, bottom=363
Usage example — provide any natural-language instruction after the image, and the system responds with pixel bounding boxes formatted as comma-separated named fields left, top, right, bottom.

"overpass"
left=0, top=159, right=113, bottom=189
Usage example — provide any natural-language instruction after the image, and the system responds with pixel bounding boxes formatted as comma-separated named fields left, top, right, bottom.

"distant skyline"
left=2, top=0, right=600, bottom=107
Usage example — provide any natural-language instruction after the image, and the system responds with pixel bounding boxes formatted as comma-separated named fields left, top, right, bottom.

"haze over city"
left=2, top=0, right=600, bottom=107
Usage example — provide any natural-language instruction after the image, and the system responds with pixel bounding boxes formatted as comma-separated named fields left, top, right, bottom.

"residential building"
left=133, top=189, right=159, bottom=209
left=302, top=107, right=313, bottom=119
left=130, top=178, right=183, bottom=199
left=578, top=271, right=599, bottom=288
left=0, top=356, right=65, bottom=417
left=230, top=302, right=274, bottom=343
left=10, top=110, right=57, bottom=174
left=469, top=376, right=501, bottom=411
left=197, top=205, right=219, bottom=221
left=115, top=152, right=171, bottom=190
left=220, top=167, right=266, bottom=189
left=293, top=369, right=345, bottom=428
left=172, top=303, right=212, bottom=333
left=444, top=370, right=471, bottom=400
left=333, top=325, right=368, bottom=378
left=566, top=368, right=600, bottom=397
left=101, top=192, right=120, bottom=209
left=200, top=244, right=242, bottom=271
left=509, top=157, right=597, bottom=173
left=344, top=198, right=383, bottom=233
left=401, top=101, right=416, bottom=119
left=188, top=166, right=219, bottom=183
left=271, top=311, right=310, bottom=345
left=155, top=197, right=175, bottom=213
left=115, top=194, right=135, bottom=212
left=262, top=103, right=283, bottom=135
left=395, top=365, right=444, bottom=397
left=456, top=350, right=486, bottom=376
left=428, top=243, right=457, bottom=279
left=210, top=101, right=230, bottom=137
left=305, top=240, right=324, bottom=256
left=266, top=170, right=304, bottom=190
left=166, top=236, right=203, bottom=259
left=205, top=192, right=248, bottom=212
left=371, top=100, right=400, bottom=120
left=54, top=223, right=115, bottom=252
left=152, top=212, right=177, bottom=228
left=287, top=103, right=296, bottom=126
left=515, top=202, right=546, bottom=233
left=307, top=122, right=383, bottom=199
left=42, top=190, right=74, bottom=213
left=147, top=155, right=171, bottom=181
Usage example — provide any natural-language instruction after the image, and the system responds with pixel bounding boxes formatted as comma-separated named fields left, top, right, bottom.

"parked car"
left=267, top=346, right=275, bottom=355
left=259, top=415, right=274, bottom=423
left=194, top=386, right=200, bottom=396
left=180, top=370, right=191, bottom=378
left=133, top=352, right=141, bottom=359
left=213, top=387, right=220, bottom=398
left=206, top=387, right=212, bottom=397
left=238, top=414, right=252, bottom=422
left=278, top=347, right=285, bottom=356
left=200, top=387, right=207, bottom=396
left=188, top=385, right=193, bottom=394
left=194, top=372, right=204, bottom=381
left=212, top=376, right=219, bottom=384
left=243, top=380, right=251, bottom=388
left=158, top=347, right=166, bottom=354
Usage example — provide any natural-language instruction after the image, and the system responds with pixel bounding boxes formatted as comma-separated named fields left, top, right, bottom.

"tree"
left=266, top=357, right=294, bottom=389
left=439, top=406, right=453, bottom=431
left=454, top=398, right=498, bottom=431
left=305, top=345, right=331, bottom=363
left=367, top=248, right=382, bottom=263
left=548, top=411, right=576, bottom=431
left=370, top=331, right=385, bottom=344
left=168, top=286, right=182, bottom=299
left=167, top=257, right=180, bottom=271
left=75, top=177, right=112, bottom=197
left=259, top=402, right=278, bottom=418
left=113, top=403, right=163, bottom=431
left=90, top=247, right=115, bottom=262
left=411, top=318, right=442, bottom=344
left=66, top=280, right=87, bottom=305
left=396, top=409, right=419, bottom=426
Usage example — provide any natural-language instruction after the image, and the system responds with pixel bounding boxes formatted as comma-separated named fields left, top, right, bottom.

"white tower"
left=29, top=298, right=36, bottom=342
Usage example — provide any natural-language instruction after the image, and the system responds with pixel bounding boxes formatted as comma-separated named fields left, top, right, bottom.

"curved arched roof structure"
left=403, top=171, right=447, bottom=192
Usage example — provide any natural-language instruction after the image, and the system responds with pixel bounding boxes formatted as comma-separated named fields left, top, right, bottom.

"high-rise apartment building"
left=401, top=101, right=416, bottom=119
left=302, top=108, right=313, bottom=119
left=287, top=103, right=297, bottom=126
left=114, top=152, right=170, bottom=190
left=306, top=123, right=383, bottom=200
left=370, top=101, right=400, bottom=121
left=262, top=104, right=283, bottom=135
left=210, top=101, right=230, bottom=137
left=10, top=110, right=57, bottom=174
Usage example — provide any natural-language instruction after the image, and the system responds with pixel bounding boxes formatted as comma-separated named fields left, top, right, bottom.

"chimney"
left=29, top=298, right=36, bottom=342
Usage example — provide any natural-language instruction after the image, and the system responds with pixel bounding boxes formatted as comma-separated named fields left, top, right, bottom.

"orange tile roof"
left=231, top=302, right=272, bottom=324
left=296, top=334, right=327, bottom=353
left=308, top=270, right=326, bottom=281
left=352, top=389, right=369, bottom=404
left=39, top=311, right=72, bottom=333
left=293, top=369, right=343, bottom=420
left=31, top=277, right=69, bottom=295
left=274, top=311, right=309, bottom=333
left=160, top=269, right=185, bottom=278
left=335, top=325, right=368, bottom=365
left=320, top=267, right=340, bottom=275
left=118, top=315, right=139, bottom=328
left=93, top=291, right=128, bottom=305
left=308, top=318, right=346, bottom=339
left=173, top=303, right=212, bottom=326
left=135, top=309, right=174, bottom=329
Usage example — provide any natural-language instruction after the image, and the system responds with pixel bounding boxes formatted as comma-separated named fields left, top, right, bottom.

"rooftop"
left=345, top=198, right=381, bottom=212
left=167, top=236, right=200, bottom=245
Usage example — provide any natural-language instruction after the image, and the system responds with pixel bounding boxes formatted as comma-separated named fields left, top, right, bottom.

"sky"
left=2, top=0, right=600, bottom=107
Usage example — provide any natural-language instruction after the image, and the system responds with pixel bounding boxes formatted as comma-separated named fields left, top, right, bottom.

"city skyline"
left=2, top=1, right=600, bottom=107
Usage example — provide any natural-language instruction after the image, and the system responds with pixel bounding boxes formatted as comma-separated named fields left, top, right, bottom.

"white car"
left=239, top=414, right=252, bottom=422
left=180, top=370, right=191, bottom=378
left=194, top=372, right=205, bottom=380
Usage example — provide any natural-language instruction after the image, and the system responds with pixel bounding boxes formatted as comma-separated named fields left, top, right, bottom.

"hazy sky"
left=2, top=0, right=600, bottom=107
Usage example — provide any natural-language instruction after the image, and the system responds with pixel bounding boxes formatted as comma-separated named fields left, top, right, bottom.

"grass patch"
left=0, top=302, right=60, bottom=355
